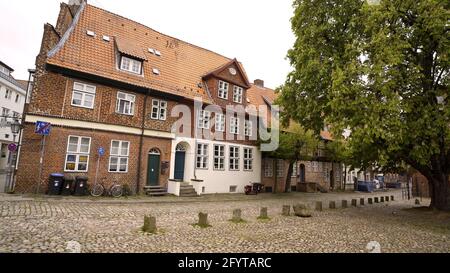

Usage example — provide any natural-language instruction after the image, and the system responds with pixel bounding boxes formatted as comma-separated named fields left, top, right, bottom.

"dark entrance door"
left=174, top=151, right=186, bottom=181
left=147, top=153, right=160, bottom=186
left=330, top=170, right=335, bottom=189
left=300, top=164, right=306, bottom=183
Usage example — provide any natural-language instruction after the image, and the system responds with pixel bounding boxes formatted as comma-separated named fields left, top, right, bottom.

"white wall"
left=170, top=137, right=262, bottom=194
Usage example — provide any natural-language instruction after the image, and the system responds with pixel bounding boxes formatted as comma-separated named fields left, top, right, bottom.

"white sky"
left=0, top=0, right=295, bottom=89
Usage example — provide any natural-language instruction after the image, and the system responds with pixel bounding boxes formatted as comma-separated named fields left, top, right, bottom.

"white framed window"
left=197, top=110, right=211, bottom=129
left=215, top=113, right=225, bottom=132
left=71, top=82, right=96, bottom=109
left=277, top=159, right=284, bottom=178
left=213, top=145, right=225, bottom=171
left=4, top=89, right=11, bottom=100
left=64, top=136, right=91, bottom=172
left=229, top=146, right=240, bottom=171
left=109, top=140, right=130, bottom=173
left=218, top=80, right=229, bottom=99
left=230, top=117, right=239, bottom=135
left=233, top=86, right=243, bottom=103
left=116, top=92, right=135, bottom=115
left=264, top=159, right=273, bottom=177
left=292, top=162, right=298, bottom=177
left=243, top=148, right=253, bottom=171
left=244, top=120, right=253, bottom=137
left=196, top=143, right=208, bottom=169
left=151, top=99, right=167, bottom=120
left=120, top=56, right=142, bottom=74
left=1, top=108, right=10, bottom=122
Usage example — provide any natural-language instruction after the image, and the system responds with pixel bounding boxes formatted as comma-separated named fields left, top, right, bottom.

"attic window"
left=148, top=48, right=155, bottom=54
left=154, top=50, right=161, bottom=56
left=120, top=56, right=142, bottom=75
left=86, top=30, right=95, bottom=37
left=103, top=35, right=110, bottom=42
left=152, top=68, right=160, bottom=75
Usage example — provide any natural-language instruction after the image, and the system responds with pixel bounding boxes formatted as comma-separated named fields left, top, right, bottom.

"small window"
left=213, top=145, right=225, bottom=171
left=244, top=120, right=252, bottom=137
left=65, top=136, right=91, bottom=172
left=292, top=162, right=298, bottom=177
left=72, top=82, right=96, bottom=109
left=264, top=159, right=273, bottom=177
left=233, top=86, right=243, bottom=103
left=196, top=143, right=208, bottom=169
left=229, top=146, right=240, bottom=171
left=218, top=81, right=229, bottom=99
left=116, top=92, right=135, bottom=115
left=4, top=89, right=11, bottom=100
left=229, top=186, right=237, bottom=193
left=151, top=99, right=167, bottom=121
left=230, top=117, right=239, bottom=135
left=197, top=110, right=211, bottom=129
left=109, top=140, right=130, bottom=173
left=120, top=56, right=142, bottom=74
left=243, top=148, right=253, bottom=171
left=15, top=94, right=20, bottom=103
left=277, top=159, right=284, bottom=178
left=215, top=113, right=225, bottom=132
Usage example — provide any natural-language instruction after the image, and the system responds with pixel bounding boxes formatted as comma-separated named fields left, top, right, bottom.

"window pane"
left=121, top=142, right=129, bottom=156
left=84, top=94, right=94, bottom=108
left=111, top=141, right=120, bottom=155
left=68, top=137, right=79, bottom=152
left=80, top=138, right=90, bottom=153
left=72, top=92, right=83, bottom=105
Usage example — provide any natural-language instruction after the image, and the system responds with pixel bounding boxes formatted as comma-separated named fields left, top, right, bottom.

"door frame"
left=147, top=148, right=161, bottom=186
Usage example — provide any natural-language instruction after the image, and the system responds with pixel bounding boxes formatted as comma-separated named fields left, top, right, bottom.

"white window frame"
left=229, top=146, right=240, bottom=171
left=71, top=82, right=96, bottom=109
left=151, top=99, right=167, bottom=121
left=292, top=162, right=298, bottom=177
left=196, top=143, right=209, bottom=169
left=197, top=110, right=211, bottom=129
left=120, top=56, right=142, bottom=75
left=116, top=91, right=136, bottom=116
left=230, top=117, right=239, bottom=135
left=109, top=140, right=130, bottom=173
left=244, top=120, right=253, bottom=137
left=233, top=86, right=243, bottom=103
left=213, top=145, right=225, bottom=171
left=218, top=80, right=229, bottom=99
left=264, top=159, right=273, bottom=178
left=64, top=136, right=91, bottom=172
left=277, top=159, right=284, bottom=178
left=243, top=148, right=253, bottom=171
left=215, top=113, right=225, bottom=132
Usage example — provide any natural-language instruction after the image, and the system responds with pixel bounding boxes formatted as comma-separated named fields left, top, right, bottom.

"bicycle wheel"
left=110, top=185, right=123, bottom=198
left=91, top=184, right=105, bottom=197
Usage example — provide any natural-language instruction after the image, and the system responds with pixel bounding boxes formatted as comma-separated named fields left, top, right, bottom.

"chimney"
left=254, top=79, right=264, bottom=88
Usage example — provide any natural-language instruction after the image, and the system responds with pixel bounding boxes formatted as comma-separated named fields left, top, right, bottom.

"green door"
left=147, top=154, right=160, bottom=186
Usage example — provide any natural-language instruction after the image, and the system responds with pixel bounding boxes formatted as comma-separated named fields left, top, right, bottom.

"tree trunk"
left=285, top=161, right=294, bottom=193
left=426, top=173, right=450, bottom=211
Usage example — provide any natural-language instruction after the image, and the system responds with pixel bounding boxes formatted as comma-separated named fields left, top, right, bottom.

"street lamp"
left=4, top=119, right=22, bottom=193
left=11, top=119, right=22, bottom=135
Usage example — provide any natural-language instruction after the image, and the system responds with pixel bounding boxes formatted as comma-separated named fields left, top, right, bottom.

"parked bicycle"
left=90, top=178, right=123, bottom=198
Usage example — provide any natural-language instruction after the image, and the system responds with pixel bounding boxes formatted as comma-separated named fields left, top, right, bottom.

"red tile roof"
left=47, top=3, right=238, bottom=103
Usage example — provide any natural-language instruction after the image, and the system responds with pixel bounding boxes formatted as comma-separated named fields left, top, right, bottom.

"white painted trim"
left=24, top=115, right=176, bottom=139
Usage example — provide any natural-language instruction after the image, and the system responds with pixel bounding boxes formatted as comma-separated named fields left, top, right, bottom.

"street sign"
left=7, top=143, right=17, bottom=152
left=98, top=147, right=105, bottom=156
left=35, top=121, right=51, bottom=136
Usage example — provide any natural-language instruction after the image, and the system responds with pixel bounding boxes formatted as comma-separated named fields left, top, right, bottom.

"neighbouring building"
left=0, top=60, right=27, bottom=192
left=246, top=81, right=343, bottom=193
left=15, top=0, right=263, bottom=195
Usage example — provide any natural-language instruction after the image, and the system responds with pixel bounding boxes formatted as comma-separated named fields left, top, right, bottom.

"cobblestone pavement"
left=0, top=190, right=449, bottom=253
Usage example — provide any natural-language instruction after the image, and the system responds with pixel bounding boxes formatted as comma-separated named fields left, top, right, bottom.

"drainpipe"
left=136, top=89, right=150, bottom=194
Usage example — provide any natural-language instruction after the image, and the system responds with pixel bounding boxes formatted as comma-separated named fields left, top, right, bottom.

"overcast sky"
left=0, top=0, right=295, bottom=89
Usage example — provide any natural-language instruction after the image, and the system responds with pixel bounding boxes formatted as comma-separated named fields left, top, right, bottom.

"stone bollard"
left=315, top=201, right=323, bottom=212
left=143, top=215, right=157, bottom=233
left=368, top=198, right=373, bottom=204
left=293, top=203, right=312, bottom=218
left=259, top=207, right=269, bottom=219
left=341, top=200, right=348, bottom=208
left=385, top=196, right=390, bottom=202
left=282, top=205, right=291, bottom=216
left=351, top=199, right=358, bottom=207
left=374, top=197, right=379, bottom=203
left=380, top=197, right=385, bottom=203
left=391, top=196, right=395, bottom=201
left=198, top=212, right=209, bottom=227
left=360, top=198, right=365, bottom=206
left=329, top=201, right=336, bottom=209
left=232, top=209, right=242, bottom=222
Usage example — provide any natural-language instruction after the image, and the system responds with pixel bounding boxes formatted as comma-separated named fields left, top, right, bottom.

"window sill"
left=71, top=103, right=94, bottom=110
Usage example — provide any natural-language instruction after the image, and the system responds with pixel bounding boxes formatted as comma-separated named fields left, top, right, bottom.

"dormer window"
left=120, top=56, right=142, bottom=75
left=233, top=86, right=243, bottom=103
left=218, top=81, right=229, bottom=100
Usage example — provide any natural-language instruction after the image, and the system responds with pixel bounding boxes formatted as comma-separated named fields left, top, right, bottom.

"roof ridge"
left=87, top=3, right=233, bottom=62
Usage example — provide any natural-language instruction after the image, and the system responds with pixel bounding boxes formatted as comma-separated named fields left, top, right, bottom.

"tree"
left=263, top=124, right=318, bottom=193
left=279, top=0, right=449, bottom=210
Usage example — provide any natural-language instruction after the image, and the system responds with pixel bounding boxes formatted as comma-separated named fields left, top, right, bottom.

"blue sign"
left=98, top=147, right=105, bottom=156
left=35, top=121, right=51, bottom=136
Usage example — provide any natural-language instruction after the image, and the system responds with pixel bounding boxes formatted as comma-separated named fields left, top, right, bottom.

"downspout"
left=136, top=89, right=150, bottom=194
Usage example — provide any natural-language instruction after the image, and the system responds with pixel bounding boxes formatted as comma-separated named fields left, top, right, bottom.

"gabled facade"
left=15, top=1, right=262, bottom=195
